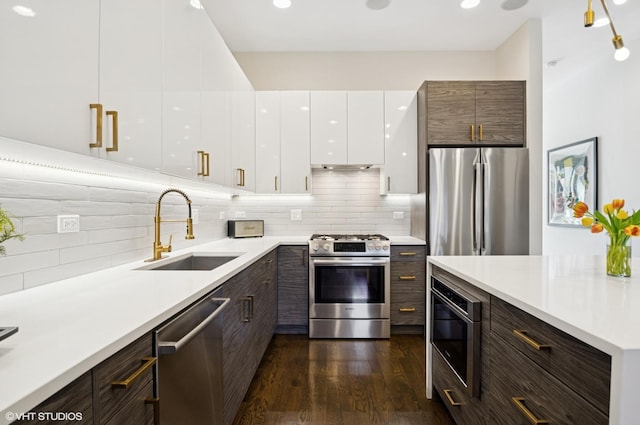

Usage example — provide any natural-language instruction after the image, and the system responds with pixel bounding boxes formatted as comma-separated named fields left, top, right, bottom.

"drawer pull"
left=399, top=307, right=416, bottom=312
left=399, top=275, right=416, bottom=280
left=443, top=389, right=461, bottom=406
left=399, top=252, right=417, bottom=256
left=513, top=330, right=551, bottom=351
left=512, top=397, right=549, bottom=424
left=112, top=356, right=156, bottom=389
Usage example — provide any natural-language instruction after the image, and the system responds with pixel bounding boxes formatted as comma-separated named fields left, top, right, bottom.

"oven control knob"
left=375, top=244, right=381, bottom=250
left=311, top=243, right=319, bottom=251
left=368, top=243, right=374, bottom=250
left=323, top=243, right=330, bottom=251
left=382, top=244, right=389, bottom=250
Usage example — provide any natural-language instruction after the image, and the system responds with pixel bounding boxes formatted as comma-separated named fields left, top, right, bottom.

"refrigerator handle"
left=472, top=161, right=479, bottom=254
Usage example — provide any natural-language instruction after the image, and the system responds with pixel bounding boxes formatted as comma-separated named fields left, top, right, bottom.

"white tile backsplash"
left=0, top=139, right=411, bottom=295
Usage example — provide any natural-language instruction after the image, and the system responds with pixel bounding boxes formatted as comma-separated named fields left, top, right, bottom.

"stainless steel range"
left=309, top=234, right=391, bottom=339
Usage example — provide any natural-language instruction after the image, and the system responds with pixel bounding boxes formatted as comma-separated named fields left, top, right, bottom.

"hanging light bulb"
left=273, top=0, right=292, bottom=9
left=460, top=0, right=480, bottom=9
left=613, top=0, right=627, bottom=5
left=585, top=0, right=631, bottom=61
left=613, top=35, right=630, bottom=61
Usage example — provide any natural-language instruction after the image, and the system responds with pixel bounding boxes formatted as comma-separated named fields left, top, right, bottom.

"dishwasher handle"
left=158, top=297, right=230, bottom=355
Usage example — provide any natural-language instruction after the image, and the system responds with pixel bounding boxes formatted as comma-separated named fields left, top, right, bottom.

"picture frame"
left=548, top=137, right=598, bottom=226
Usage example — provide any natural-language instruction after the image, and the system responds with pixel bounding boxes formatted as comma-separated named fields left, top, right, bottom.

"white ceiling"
left=204, top=0, right=640, bottom=66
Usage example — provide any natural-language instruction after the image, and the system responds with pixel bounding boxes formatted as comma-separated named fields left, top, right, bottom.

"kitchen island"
left=427, top=255, right=640, bottom=425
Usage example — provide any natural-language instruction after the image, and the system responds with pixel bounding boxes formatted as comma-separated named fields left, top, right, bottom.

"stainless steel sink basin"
left=136, top=253, right=241, bottom=271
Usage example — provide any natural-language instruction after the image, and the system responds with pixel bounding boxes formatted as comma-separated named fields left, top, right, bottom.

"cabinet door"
left=347, top=91, right=384, bottom=165
left=381, top=91, right=417, bottom=194
left=310, top=91, right=347, bottom=165
left=231, top=72, right=256, bottom=191
left=0, top=0, right=99, bottom=154
left=255, top=91, right=281, bottom=193
left=426, top=81, right=476, bottom=146
left=277, top=245, right=309, bottom=328
left=99, top=0, right=162, bottom=170
left=280, top=91, right=311, bottom=193
left=475, top=81, right=525, bottom=146
left=161, top=0, right=205, bottom=179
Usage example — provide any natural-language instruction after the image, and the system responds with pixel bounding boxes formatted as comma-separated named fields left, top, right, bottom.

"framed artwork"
left=548, top=137, right=598, bottom=226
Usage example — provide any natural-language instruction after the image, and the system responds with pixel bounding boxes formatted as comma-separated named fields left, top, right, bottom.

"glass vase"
left=607, top=244, right=631, bottom=277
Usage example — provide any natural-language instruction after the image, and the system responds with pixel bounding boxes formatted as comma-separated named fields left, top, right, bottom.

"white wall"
left=495, top=19, right=543, bottom=255
left=234, top=51, right=496, bottom=90
left=543, top=37, right=640, bottom=256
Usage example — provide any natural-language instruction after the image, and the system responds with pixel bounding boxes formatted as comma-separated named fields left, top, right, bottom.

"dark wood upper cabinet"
left=422, top=80, right=526, bottom=147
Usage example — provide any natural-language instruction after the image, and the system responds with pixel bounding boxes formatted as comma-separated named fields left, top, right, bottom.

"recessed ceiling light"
left=273, top=0, right=291, bottom=9
left=501, top=0, right=528, bottom=11
left=460, top=0, right=480, bottom=9
left=366, top=0, right=391, bottom=10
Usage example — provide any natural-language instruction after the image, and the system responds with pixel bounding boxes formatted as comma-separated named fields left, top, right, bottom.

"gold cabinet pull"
left=399, top=275, right=416, bottom=280
left=236, top=168, right=246, bottom=187
left=198, top=150, right=210, bottom=176
left=443, top=389, right=461, bottom=406
left=387, top=176, right=391, bottom=191
left=512, top=397, right=549, bottom=424
left=274, top=176, right=278, bottom=191
left=106, top=110, right=118, bottom=152
left=470, top=124, right=475, bottom=142
left=399, top=252, right=417, bottom=256
left=513, top=330, right=551, bottom=351
left=111, top=356, right=156, bottom=389
left=399, top=307, right=416, bottom=312
left=479, top=124, right=483, bottom=141
left=89, top=103, right=103, bottom=148
left=305, top=176, right=309, bottom=192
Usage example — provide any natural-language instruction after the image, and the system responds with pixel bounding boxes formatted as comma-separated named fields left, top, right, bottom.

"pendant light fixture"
left=585, top=0, right=630, bottom=61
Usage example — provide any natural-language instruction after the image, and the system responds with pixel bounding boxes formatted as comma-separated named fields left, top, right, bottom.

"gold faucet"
left=147, top=188, right=195, bottom=262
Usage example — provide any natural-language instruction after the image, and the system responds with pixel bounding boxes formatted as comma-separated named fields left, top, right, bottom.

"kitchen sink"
left=136, top=253, right=242, bottom=271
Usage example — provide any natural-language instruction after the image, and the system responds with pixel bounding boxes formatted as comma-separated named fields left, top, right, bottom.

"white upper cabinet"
left=255, top=91, right=311, bottom=194
left=310, top=91, right=348, bottom=165
left=99, top=0, right=162, bottom=170
left=0, top=0, right=100, bottom=154
left=255, top=92, right=281, bottom=193
left=161, top=0, right=205, bottom=179
left=310, top=91, right=384, bottom=166
left=280, top=91, right=311, bottom=194
left=232, top=72, right=256, bottom=192
left=347, top=91, right=384, bottom=165
left=380, top=91, right=418, bottom=194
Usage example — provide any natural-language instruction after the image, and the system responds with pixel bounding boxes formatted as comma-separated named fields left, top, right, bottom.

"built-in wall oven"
left=431, top=276, right=482, bottom=397
left=309, top=234, right=390, bottom=339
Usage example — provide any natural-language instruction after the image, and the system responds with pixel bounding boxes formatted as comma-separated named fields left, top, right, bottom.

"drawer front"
left=104, top=380, right=154, bottom=425
left=490, top=296, right=611, bottom=415
left=432, top=347, right=486, bottom=425
left=390, top=284, right=425, bottom=325
left=391, top=261, right=425, bottom=283
left=95, top=333, right=154, bottom=424
left=391, top=245, right=426, bottom=262
left=489, top=335, right=608, bottom=425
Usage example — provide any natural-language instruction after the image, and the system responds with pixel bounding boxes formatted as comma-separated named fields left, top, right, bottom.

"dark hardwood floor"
left=232, top=334, right=454, bottom=425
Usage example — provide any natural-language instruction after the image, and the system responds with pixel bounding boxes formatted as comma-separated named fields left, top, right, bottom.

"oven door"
left=309, top=257, right=390, bottom=319
left=431, top=287, right=481, bottom=397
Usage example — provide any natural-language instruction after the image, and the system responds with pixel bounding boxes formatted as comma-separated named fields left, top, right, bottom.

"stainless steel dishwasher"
left=154, top=293, right=230, bottom=425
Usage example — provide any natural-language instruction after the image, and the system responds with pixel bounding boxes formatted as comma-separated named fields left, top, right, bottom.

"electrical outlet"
left=235, top=211, right=246, bottom=219
left=57, top=215, right=80, bottom=233
left=219, top=211, right=226, bottom=220
left=290, top=209, right=302, bottom=221
left=393, top=211, right=405, bottom=220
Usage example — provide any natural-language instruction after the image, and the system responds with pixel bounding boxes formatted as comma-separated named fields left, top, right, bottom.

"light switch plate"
left=393, top=211, right=405, bottom=220
left=235, top=211, right=246, bottom=219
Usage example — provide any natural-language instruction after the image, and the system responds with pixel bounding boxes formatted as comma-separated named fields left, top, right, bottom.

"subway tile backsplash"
left=0, top=140, right=410, bottom=295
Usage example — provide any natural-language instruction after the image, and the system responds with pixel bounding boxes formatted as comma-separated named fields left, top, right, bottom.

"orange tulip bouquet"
left=573, top=199, right=640, bottom=276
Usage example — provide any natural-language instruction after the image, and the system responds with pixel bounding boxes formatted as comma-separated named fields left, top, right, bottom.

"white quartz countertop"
left=427, top=255, right=640, bottom=425
left=0, top=235, right=422, bottom=423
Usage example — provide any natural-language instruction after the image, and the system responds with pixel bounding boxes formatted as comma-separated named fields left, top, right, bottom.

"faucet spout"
left=148, top=188, right=195, bottom=262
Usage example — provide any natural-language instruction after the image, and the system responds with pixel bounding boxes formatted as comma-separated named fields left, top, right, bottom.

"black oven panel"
left=431, top=276, right=482, bottom=397
left=333, top=242, right=366, bottom=253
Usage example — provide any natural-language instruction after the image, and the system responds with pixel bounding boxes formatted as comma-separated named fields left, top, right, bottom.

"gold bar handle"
left=513, top=330, right=551, bottom=351
left=198, top=151, right=207, bottom=176
left=89, top=103, right=103, bottom=148
left=111, top=357, right=157, bottom=389
left=470, top=124, right=475, bottom=142
left=399, top=252, right=417, bottom=256
left=204, top=152, right=210, bottom=176
left=479, top=124, right=483, bottom=141
left=236, top=168, right=245, bottom=187
left=106, top=110, right=118, bottom=152
left=275, top=176, right=278, bottom=191
left=399, top=275, right=417, bottom=281
left=443, top=389, right=461, bottom=406
left=399, top=307, right=416, bottom=312
left=305, top=176, right=309, bottom=191
left=387, top=176, right=391, bottom=192
left=512, top=397, right=549, bottom=424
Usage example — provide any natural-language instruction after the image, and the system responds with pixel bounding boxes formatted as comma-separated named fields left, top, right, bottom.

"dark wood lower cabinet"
left=276, top=245, right=308, bottom=334
left=489, top=334, right=608, bottom=425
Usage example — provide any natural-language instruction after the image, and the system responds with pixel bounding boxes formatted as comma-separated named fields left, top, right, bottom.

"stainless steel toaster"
left=227, top=220, right=264, bottom=238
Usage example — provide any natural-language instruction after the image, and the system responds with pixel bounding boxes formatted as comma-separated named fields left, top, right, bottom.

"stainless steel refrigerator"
left=427, top=147, right=529, bottom=255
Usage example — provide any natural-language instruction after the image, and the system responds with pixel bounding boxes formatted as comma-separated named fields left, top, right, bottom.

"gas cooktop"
left=310, top=233, right=389, bottom=241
